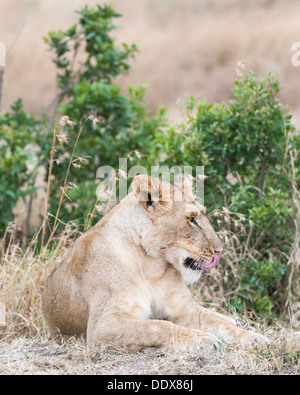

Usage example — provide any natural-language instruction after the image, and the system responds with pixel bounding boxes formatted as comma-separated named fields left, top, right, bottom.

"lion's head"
left=131, top=175, right=223, bottom=284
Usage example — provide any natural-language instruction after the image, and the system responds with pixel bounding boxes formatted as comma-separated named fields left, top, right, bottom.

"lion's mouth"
left=184, top=252, right=221, bottom=271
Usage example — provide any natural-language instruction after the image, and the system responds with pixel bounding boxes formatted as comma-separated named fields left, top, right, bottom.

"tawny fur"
left=43, top=175, right=268, bottom=351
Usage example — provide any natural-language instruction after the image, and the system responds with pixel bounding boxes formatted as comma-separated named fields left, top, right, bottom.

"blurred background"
left=1, top=0, right=300, bottom=125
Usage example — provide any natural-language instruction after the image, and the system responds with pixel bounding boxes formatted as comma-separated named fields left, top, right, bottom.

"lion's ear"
left=132, top=175, right=172, bottom=214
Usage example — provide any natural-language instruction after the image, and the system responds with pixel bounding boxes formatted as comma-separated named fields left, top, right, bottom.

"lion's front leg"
left=197, top=308, right=269, bottom=345
left=166, top=292, right=269, bottom=345
left=86, top=311, right=220, bottom=352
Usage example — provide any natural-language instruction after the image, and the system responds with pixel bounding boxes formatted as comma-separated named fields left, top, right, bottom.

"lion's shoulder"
left=67, top=202, right=123, bottom=277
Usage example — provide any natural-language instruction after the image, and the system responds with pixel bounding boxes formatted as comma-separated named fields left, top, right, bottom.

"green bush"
left=0, top=99, right=44, bottom=235
left=44, top=4, right=167, bottom=226
left=150, top=72, right=300, bottom=320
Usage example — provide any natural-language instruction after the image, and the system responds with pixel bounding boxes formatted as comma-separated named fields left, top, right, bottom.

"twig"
left=7, top=21, right=27, bottom=58
left=258, top=155, right=266, bottom=199
left=36, top=128, right=57, bottom=288
left=44, top=117, right=88, bottom=251
left=37, top=87, right=70, bottom=121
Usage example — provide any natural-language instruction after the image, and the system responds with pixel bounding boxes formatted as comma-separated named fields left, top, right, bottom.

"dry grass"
left=0, top=226, right=69, bottom=340
left=0, top=328, right=299, bottom=375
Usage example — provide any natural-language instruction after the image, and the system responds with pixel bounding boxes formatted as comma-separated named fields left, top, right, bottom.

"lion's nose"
left=214, top=238, right=224, bottom=253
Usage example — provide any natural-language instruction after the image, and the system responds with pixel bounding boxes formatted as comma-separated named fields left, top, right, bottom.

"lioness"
left=43, top=175, right=267, bottom=350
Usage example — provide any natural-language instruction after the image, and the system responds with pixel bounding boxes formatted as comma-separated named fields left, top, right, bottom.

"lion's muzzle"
left=184, top=252, right=221, bottom=271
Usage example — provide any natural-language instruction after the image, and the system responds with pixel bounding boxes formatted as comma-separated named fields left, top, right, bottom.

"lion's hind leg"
left=46, top=323, right=86, bottom=345
left=42, top=264, right=89, bottom=342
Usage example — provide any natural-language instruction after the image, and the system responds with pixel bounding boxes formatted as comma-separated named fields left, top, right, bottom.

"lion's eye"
left=188, top=217, right=198, bottom=226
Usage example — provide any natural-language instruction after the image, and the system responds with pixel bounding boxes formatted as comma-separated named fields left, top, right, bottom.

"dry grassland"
left=1, top=326, right=299, bottom=375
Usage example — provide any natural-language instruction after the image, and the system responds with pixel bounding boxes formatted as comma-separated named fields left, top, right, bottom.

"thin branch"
left=37, top=87, right=70, bottom=121
left=258, top=155, right=266, bottom=200
left=43, top=117, right=89, bottom=252
left=7, top=20, right=27, bottom=57
left=37, top=128, right=57, bottom=289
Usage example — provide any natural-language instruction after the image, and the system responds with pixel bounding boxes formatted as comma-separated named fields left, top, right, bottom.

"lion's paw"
left=239, top=330, right=270, bottom=346
left=187, top=332, right=223, bottom=353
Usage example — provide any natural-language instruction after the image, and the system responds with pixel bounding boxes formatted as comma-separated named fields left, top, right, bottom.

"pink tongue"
left=199, top=252, right=221, bottom=270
